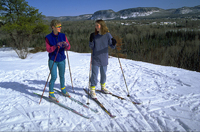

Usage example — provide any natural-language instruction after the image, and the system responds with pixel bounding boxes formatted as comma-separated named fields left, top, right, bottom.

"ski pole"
left=66, top=51, right=74, bottom=92
left=39, top=46, right=60, bottom=104
left=87, top=51, right=92, bottom=105
left=115, top=48, right=130, bottom=97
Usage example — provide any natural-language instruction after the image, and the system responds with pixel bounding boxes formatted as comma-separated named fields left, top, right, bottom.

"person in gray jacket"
left=89, top=19, right=117, bottom=98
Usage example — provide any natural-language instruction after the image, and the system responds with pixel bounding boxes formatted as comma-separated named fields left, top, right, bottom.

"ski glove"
left=56, top=42, right=63, bottom=48
left=90, top=33, right=95, bottom=42
left=62, top=41, right=69, bottom=48
left=56, top=42, right=69, bottom=48
left=111, top=38, right=117, bottom=46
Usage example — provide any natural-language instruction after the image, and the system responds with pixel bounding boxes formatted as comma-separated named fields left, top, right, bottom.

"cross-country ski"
left=34, top=93, right=90, bottom=119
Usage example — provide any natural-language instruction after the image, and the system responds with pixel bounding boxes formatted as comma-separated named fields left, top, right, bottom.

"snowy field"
left=0, top=47, right=200, bottom=131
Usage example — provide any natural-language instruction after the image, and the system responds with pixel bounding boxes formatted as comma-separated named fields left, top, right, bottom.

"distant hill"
left=44, top=5, right=200, bottom=21
left=43, top=14, right=92, bottom=22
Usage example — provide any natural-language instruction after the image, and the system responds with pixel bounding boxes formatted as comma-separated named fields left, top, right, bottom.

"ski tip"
left=111, top=115, right=116, bottom=118
left=132, top=102, right=142, bottom=105
left=49, top=99, right=59, bottom=103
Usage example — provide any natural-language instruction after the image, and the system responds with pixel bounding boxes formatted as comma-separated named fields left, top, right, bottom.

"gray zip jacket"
left=89, top=32, right=115, bottom=66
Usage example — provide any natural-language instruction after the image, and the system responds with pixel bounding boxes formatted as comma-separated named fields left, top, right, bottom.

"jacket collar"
left=51, top=31, right=59, bottom=37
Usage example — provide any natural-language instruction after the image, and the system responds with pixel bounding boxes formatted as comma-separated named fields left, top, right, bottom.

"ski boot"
left=101, top=83, right=110, bottom=94
left=49, top=92, right=59, bottom=102
left=90, top=86, right=97, bottom=99
left=61, top=87, right=70, bottom=97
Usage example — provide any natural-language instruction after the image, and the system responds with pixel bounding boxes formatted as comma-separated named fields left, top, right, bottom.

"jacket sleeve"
left=46, top=38, right=57, bottom=53
left=65, top=36, right=71, bottom=51
left=89, top=33, right=95, bottom=50
left=89, top=41, right=94, bottom=50
left=108, top=33, right=116, bottom=49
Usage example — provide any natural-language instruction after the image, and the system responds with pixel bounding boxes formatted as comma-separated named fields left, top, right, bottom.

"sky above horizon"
left=26, top=0, right=200, bottom=17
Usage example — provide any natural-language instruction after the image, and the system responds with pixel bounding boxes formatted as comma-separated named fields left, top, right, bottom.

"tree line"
left=60, top=20, right=200, bottom=72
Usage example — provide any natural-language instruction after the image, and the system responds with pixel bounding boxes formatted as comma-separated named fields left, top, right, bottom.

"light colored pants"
left=90, top=65, right=107, bottom=87
left=48, top=60, right=66, bottom=92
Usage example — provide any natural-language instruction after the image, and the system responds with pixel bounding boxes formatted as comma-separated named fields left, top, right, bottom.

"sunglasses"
left=55, top=25, right=62, bottom=28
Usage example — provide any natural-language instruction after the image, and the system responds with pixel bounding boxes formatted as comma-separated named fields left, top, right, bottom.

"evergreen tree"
left=0, top=0, right=49, bottom=59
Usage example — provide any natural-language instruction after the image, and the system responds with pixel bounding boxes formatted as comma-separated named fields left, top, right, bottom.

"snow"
left=120, top=10, right=160, bottom=19
left=0, top=47, right=200, bottom=131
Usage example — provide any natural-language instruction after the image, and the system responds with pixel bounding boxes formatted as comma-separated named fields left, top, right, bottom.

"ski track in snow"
left=0, top=49, right=200, bottom=131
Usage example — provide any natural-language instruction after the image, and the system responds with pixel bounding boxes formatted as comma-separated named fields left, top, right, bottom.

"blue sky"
left=26, top=0, right=200, bottom=17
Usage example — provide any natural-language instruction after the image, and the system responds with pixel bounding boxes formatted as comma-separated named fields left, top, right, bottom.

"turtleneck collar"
left=51, top=31, right=59, bottom=37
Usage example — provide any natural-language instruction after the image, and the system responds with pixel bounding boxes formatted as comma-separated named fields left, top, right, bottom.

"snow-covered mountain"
left=118, top=7, right=162, bottom=19
left=90, top=7, right=162, bottom=20
left=44, top=5, right=200, bottom=21
left=90, top=9, right=118, bottom=20
left=173, top=5, right=200, bottom=14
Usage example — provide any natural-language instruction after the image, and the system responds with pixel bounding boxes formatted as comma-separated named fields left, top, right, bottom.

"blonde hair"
left=50, top=19, right=61, bottom=28
left=95, top=20, right=109, bottom=35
